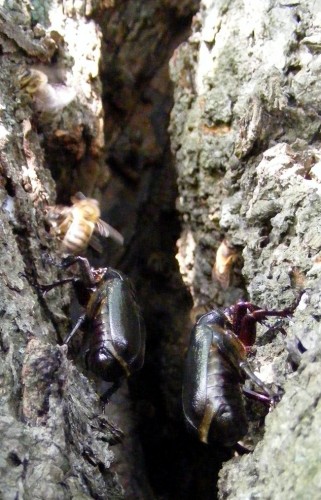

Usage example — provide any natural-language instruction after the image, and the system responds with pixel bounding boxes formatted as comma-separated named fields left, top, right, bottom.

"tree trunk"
left=1, top=0, right=321, bottom=499
left=0, top=1, right=124, bottom=498
left=170, top=0, right=321, bottom=498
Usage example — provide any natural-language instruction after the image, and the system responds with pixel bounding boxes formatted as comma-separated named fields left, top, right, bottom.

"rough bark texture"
left=2, top=0, right=321, bottom=499
left=0, top=1, right=123, bottom=498
left=0, top=0, right=198, bottom=499
left=169, top=0, right=321, bottom=498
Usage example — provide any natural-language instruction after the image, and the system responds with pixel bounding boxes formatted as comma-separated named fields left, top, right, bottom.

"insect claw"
left=38, top=284, right=49, bottom=296
left=18, top=271, right=38, bottom=290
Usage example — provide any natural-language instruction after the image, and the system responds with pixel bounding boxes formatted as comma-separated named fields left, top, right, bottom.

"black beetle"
left=182, top=299, right=299, bottom=447
left=40, top=256, right=145, bottom=401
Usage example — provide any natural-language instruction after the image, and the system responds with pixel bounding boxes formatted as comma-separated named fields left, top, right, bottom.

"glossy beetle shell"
left=83, top=268, right=145, bottom=380
left=182, top=310, right=248, bottom=446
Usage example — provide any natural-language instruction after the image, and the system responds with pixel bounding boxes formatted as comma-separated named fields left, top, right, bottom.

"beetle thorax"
left=92, top=267, right=108, bottom=284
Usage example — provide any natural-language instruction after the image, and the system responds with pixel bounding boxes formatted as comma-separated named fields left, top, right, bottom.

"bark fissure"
left=2, top=1, right=321, bottom=499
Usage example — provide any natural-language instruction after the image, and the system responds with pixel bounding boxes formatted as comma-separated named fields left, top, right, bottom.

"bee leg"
left=63, top=313, right=87, bottom=344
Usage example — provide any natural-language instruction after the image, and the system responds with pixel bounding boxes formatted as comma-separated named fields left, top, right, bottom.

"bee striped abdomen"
left=62, top=219, right=95, bottom=252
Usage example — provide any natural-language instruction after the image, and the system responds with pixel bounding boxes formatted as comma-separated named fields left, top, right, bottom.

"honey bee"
left=212, top=239, right=238, bottom=289
left=18, top=68, right=75, bottom=113
left=46, top=192, right=124, bottom=253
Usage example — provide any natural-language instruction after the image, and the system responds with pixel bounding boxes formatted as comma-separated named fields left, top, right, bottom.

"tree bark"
left=170, top=0, right=321, bottom=498
left=2, top=0, right=321, bottom=499
left=0, top=1, right=123, bottom=498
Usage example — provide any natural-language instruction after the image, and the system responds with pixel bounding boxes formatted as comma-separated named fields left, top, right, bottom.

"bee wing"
left=95, top=219, right=124, bottom=246
left=89, top=235, right=103, bottom=253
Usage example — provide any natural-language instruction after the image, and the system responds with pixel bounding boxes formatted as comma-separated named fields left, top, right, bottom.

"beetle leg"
left=261, top=318, right=286, bottom=333
left=225, top=302, right=260, bottom=345
left=251, top=308, right=291, bottom=322
left=234, top=442, right=252, bottom=455
left=19, top=271, right=75, bottom=297
left=64, top=313, right=87, bottom=344
left=95, top=412, right=124, bottom=444
left=37, top=277, right=75, bottom=295
left=236, top=314, right=257, bottom=346
left=242, top=386, right=275, bottom=404
left=239, top=360, right=277, bottom=399
left=238, top=309, right=293, bottom=346
left=230, top=293, right=304, bottom=347
left=100, top=378, right=123, bottom=407
left=248, top=291, right=304, bottom=324
left=61, top=256, right=96, bottom=287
